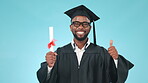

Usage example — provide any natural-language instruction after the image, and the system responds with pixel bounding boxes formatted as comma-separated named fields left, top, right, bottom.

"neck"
left=74, top=38, right=88, bottom=49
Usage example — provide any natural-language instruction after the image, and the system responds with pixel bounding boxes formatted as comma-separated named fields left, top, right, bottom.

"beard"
left=73, top=33, right=88, bottom=41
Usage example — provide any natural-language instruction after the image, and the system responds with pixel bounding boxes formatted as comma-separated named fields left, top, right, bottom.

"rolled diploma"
left=49, top=27, right=54, bottom=51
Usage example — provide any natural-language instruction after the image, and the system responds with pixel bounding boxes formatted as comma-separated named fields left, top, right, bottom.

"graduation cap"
left=64, top=5, right=100, bottom=45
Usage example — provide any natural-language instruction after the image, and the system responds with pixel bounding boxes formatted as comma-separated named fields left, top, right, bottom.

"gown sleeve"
left=99, top=47, right=118, bottom=83
left=37, top=61, right=59, bottom=83
left=37, top=62, right=48, bottom=83
left=100, top=46, right=134, bottom=83
left=37, top=48, right=61, bottom=83
left=104, top=49, right=118, bottom=83
left=116, top=55, right=134, bottom=83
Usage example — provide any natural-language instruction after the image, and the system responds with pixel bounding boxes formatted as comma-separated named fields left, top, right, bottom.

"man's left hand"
left=108, top=40, right=119, bottom=60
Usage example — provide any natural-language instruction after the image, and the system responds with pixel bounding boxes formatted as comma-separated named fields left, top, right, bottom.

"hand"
left=45, top=51, right=57, bottom=67
left=108, top=40, right=118, bottom=60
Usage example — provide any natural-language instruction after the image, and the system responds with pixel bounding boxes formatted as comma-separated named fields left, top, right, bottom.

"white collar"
left=71, top=39, right=90, bottom=51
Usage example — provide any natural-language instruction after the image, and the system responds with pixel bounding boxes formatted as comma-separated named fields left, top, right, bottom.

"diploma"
left=49, top=27, right=54, bottom=51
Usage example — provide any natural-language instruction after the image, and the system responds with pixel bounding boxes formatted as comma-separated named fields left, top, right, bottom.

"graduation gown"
left=116, top=55, right=134, bottom=83
left=37, top=43, right=133, bottom=83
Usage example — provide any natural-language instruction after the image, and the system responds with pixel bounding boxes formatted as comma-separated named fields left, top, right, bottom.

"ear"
left=90, top=25, right=92, bottom=29
left=70, top=25, right=72, bottom=31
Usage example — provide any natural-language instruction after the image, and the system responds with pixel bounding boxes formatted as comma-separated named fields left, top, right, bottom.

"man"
left=37, top=5, right=134, bottom=83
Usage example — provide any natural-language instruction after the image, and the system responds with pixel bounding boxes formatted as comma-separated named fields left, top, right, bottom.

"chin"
left=73, top=34, right=88, bottom=41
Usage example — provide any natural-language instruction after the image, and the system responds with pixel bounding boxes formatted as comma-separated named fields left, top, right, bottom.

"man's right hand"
left=45, top=51, right=57, bottom=68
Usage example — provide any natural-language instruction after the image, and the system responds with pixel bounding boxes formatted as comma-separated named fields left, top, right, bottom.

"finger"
left=110, top=49, right=118, bottom=55
left=46, top=55, right=53, bottom=60
left=48, top=60, right=54, bottom=64
left=46, top=52, right=56, bottom=59
left=111, top=53, right=118, bottom=58
left=108, top=46, right=113, bottom=51
left=46, top=51, right=52, bottom=55
left=46, top=52, right=57, bottom=56
left=53, top=55, right=56, bottom=58
left=109, top=52, right=115, bottom=56
left=110, top=40, right=113, bottom=47
left=46, top=51, right=55, bottom=55
left=46, top=57, right=52, bottom=61
left=45, top=54, right=53, bottom=59
left=108, top=46, right=116, bottom=51
left=108, top=50, right=115, bottom=54
left=112, top=55, right=118, bottom=59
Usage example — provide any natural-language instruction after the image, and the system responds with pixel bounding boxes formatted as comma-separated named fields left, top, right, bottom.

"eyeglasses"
left=71, top=21, right=90, bottom=28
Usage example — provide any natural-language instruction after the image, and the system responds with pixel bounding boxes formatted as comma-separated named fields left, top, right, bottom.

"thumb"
left=54, top=52, right=58, bottom=56
left=110, top=40, right=113, bottom=47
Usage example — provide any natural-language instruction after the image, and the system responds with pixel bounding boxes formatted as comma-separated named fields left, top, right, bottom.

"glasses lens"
left=72, top=21, right=80, bottom=27
left=82, top=22, right=90, bottom=28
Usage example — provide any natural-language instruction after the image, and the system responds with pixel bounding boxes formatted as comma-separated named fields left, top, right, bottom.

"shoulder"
left=56, top=43, right=74, bottom=53
left=89, top=43, right=111, bottom=60
left=87, top=43, right=107, bottom=53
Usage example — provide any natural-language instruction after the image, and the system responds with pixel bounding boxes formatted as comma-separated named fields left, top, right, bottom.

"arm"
left=37, top=62, right=48, bottom=83
left=100, top=47, right=118, bottom=83
left=108, top=40, right=134, bottom=82
left=37, top=51, right=58, bottom=83
left=37, top=61, right=59, bottom=83
left=37, top=47, right=61, bottom=83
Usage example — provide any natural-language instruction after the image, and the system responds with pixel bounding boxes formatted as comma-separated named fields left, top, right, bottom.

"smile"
left=76, top=31, right=84, bottom=35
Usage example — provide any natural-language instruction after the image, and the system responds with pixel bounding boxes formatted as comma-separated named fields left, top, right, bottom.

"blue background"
left=0, top=0, right=147, bottom=83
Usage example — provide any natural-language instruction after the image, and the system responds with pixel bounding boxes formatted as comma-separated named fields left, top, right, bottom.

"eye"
left=82, top=22, right=90, bottom=28
left=72, top=21, right=81, bottom=27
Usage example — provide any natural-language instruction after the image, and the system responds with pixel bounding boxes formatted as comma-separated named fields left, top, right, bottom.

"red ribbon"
left=48, top=39, right=57, bottom=49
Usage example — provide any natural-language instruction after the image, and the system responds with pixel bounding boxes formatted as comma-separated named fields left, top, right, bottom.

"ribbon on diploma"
left=48, top=39, right=57, bottom=49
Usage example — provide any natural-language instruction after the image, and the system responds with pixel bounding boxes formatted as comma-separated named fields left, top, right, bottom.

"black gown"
left=37, top=43, right=134, bottom=83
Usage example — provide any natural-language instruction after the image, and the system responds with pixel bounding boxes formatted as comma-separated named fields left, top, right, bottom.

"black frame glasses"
left=71, top=21, right=90, bottom=28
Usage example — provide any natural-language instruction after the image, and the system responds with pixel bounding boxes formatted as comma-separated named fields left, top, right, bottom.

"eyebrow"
left=72, top=17, right=90, bottom=22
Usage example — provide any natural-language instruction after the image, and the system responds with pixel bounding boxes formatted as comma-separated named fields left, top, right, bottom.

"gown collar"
left=71, top=38, right=91, bottom=51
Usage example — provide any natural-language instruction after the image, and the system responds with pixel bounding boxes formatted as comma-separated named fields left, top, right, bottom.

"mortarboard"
left=64, top=5, right=100, bottom=45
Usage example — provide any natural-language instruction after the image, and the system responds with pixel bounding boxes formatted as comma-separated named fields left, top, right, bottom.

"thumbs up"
left=110, top=40, right=113, bottom=47
left=108, top=40, right=118, bottom=60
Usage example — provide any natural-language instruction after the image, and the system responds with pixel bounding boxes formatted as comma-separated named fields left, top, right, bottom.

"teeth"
left=77, top=32, right=84, bottom=34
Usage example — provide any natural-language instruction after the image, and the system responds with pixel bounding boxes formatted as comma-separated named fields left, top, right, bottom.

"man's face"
left=70, top=16, right=91, bottom=41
